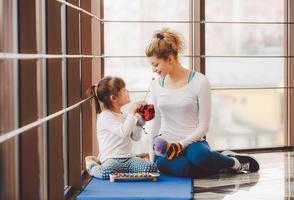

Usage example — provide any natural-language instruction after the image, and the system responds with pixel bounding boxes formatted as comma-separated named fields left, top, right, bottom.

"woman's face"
left=148, top=56, right=170, bottom=77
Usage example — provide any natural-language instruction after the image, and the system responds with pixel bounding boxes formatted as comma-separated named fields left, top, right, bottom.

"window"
left=104, top=0, right=290, bottom=152
left=104, top=0, right=192, bottom=91
left=205, top=0, right=287, bottom=150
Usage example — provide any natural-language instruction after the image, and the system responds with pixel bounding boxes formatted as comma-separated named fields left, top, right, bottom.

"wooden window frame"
left=1, top=0, right=104, bottom=199
left=290, top=0, right=294, bottom=147
left=194, top=0, right=205, bottom=73
left=0, top=0, right=19, bottom=199
left=47, top=0, right=64, bottom=199
left=81, top=0, right=93, bottom=172
left=18, top=0, right=39, bottom=198
left=67, top=0, right=82, bottom=193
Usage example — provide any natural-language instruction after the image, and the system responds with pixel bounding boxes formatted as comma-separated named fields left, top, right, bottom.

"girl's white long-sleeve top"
left=149, top=72, right=211, bottom=162
left=97, top=110, right=142, bottom=163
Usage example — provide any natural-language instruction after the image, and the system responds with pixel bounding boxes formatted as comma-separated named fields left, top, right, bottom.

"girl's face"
left=117, top=87, right=130, bottom=106
left=148, top=56, right=170, bottom=77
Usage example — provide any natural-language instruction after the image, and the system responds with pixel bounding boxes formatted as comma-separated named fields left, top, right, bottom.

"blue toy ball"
left=152, top=136, right=167, bottom=157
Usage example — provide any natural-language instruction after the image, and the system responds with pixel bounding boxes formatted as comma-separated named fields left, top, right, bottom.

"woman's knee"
left=155, top=156, right=192, bottom=177
left=155, top=157, right=167, bottom=171
left=186, top=143, right=211, bottom=167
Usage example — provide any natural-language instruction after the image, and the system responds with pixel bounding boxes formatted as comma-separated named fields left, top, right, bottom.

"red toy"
left=137, top=104, right=155, bottom=121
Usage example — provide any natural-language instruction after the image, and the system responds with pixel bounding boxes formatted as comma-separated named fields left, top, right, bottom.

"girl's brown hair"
left=145, top=28, right=184, bottom=60
left=87, top=76, right=126, bottom=113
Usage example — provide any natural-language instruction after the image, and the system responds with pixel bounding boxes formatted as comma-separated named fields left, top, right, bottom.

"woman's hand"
left=153, top=136, right=183, bottom=160
left=165, top=142, right=183, bottom=160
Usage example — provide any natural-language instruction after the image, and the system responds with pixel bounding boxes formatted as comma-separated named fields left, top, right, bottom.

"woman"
left=146, top=28, right=259, bottom=178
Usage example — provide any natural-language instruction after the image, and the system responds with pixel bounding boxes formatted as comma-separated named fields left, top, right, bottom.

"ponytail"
left=87, top=85, right=102, bottom=114
left=145, top=28, right=184, bottom=60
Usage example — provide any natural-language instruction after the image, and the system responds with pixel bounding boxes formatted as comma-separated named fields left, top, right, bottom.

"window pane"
left=105, top=57, right=191, bottom=90
left=205, top=0, right=287, bottom=149
left=104, top=0, right=190, bottom=21
left=206, top=24, right=285, bottom=56
left=206, top=0, right=285, bottom=22
left=104, top=23, right=190, bottom=56
left=206, top=58, right=285, bottom=87
left=104, top=0, right=192, bottom=91
left=207, top=89, right=286, bottom=150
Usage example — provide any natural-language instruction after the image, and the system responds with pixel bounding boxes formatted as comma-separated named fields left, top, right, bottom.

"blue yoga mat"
left=77, top=174, right=192, bottom=200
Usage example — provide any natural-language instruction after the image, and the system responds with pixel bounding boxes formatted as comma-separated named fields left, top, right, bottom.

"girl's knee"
left=97, top=166, right=114, bottom=179
left=148, top=162, right=158, bottom=172
left=139, top=161, right=158, bottom=172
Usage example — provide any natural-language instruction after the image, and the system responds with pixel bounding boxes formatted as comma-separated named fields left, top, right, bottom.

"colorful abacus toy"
left=109, top=172, right=160, bottom=182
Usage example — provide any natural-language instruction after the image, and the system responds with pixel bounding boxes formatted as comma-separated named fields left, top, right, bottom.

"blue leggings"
left=89, top=157, right=158, bottom=179
left=155, top=140, right=235, bottom=178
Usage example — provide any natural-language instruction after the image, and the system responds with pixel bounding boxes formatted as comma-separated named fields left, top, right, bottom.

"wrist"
left=135, top=113, right=145, bottom=126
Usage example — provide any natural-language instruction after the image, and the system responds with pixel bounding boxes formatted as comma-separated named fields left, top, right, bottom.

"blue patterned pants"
left=88, top=157, right=158, bottom=179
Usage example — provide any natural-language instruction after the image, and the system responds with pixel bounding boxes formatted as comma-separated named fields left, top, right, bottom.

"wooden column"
left=194, top=0, right=205, bottom=73
left=46, top=1, right=64, bottom=199
left=0, top=0, right=19, bottom=199
left=91, top=0, right=103, bottom=156
left=18, top=0, right=39, bottom=198
left=290, top=0, right=294, bottom=147
left=67, top=0, right=82, bottom=191
left=81, top=0, right=93, bottom=171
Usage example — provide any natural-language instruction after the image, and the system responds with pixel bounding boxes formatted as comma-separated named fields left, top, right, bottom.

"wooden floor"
left=193, top=152, right=294, bottom=199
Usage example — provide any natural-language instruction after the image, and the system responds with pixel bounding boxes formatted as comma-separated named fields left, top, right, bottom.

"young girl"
left=146, top=28, right=259, bottom=178
left=85, top=76, right=157, bottom=179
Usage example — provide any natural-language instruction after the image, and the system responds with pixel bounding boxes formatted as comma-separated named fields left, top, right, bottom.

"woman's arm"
left=149, top=85, right=161, bottom=162
left=180, top=77, right=211, bottom=148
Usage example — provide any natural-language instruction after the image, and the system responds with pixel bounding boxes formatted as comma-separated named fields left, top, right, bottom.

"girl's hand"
left=135, top=113, right=146, bottom=126
left=130, top=101, right=147, bottom=114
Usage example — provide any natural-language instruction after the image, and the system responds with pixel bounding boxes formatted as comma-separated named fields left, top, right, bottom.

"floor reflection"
left=193, top=152, right=294, bottom=200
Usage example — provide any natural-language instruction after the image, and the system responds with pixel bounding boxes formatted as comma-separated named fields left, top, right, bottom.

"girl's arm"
left=179, top=77, right=211, bottom=148
left=105, top=113, right=139, bottom=138
left=130, top=114, right=143, bottom=141
left=130, top=126, right=142, bottom=141
left=105, top=102, right=144, bottom=138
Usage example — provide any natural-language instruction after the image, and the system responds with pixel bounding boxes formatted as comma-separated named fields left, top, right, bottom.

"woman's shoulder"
left=191, top=71, right=209, bottom=84
left=189, top=72, right=210, bottom=93
left=194, top=71, right=207, bottom=79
